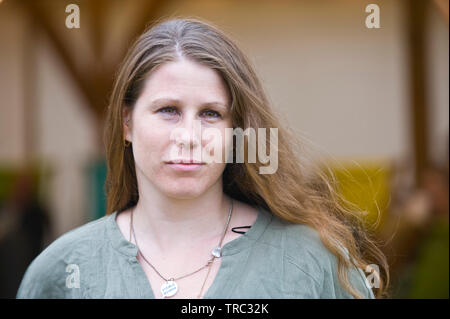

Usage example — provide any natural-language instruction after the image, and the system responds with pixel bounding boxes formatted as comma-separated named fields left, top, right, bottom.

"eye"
left=201, top=109, right=222, bottom=118
left=158, top=106, right=178, bottom=115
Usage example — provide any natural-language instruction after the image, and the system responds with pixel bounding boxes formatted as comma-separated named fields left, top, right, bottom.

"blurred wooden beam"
left=21, top=0, right=169, bottom=116
left=433, top=0, right=449, bottom=23
left=115, top=0, right=170, bottom=62
left=90, top=0, right=106, bottom=60
left=21, top=0, right=98, bottom=111
left=20, top=0, right=170, bottom=147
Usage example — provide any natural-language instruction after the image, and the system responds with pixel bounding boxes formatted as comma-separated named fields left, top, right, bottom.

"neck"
left=132, top=185, right=232, bottom=255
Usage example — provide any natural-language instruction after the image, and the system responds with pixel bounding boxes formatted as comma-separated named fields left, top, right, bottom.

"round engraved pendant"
left=161, top=280, right=178, bottom=298
left=212, top=246, right=222, bottom=258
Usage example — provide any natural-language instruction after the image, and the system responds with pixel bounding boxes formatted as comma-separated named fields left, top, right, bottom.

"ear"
left=122, top=106, right=132, bottom=142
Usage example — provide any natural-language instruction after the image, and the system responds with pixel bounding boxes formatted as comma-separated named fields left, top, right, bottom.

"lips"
left=166, top=159, right=205, bottom=164
left=165, top=160, right=206, bottom=172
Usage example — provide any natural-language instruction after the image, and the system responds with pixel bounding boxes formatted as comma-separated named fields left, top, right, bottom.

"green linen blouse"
left=16, top=205, right=375, bottom=299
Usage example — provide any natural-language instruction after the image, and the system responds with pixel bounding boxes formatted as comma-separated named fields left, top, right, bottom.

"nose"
left=174, top=112, right=202, bottom=150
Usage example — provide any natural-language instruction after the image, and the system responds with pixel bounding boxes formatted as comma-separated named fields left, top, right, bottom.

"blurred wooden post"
left=406, top=0, right=430, bottom=188
left=23, top=16, right=37, bottom=166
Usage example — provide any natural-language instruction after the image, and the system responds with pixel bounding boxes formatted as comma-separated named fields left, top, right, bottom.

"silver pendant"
left=212, top=246, right=222, bottom=258
left=161, top=279, right=178, bottom=298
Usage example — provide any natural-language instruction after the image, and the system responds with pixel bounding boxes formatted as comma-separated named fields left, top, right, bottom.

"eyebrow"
left=150, top=98, right=229, bottom=111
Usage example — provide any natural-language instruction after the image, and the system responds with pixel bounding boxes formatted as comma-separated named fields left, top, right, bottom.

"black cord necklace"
left=231, top=225, right=252, bottom=234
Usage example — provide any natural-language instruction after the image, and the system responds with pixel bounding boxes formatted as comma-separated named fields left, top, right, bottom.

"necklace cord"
left=129, top=198, right=233, bottom=297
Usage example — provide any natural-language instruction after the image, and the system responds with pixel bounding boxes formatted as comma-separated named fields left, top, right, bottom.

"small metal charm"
left=211, top=246, right=222, bottom=258
left=161, top=279, right=178, bottom=298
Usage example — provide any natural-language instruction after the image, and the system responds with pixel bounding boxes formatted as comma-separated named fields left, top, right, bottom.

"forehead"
left=138, top=59, right=230, bottom=104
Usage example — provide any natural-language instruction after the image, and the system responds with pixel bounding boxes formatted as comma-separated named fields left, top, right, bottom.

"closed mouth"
left=166, top=161, right=206, bottom=164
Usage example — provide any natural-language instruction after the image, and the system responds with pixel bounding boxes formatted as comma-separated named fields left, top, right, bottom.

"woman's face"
left=123, top=58, right=233, bottom=199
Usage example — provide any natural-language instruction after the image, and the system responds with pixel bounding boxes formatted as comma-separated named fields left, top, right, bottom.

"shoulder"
left=260, top=212, right=333, bottom=266
left=16, top=214, right=113, bottom=298
left=260, top=212, right=375, bottom=298
left=34, top=213, right=112, bottom=261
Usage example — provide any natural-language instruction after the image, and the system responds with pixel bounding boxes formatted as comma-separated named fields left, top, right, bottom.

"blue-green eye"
left=157, top=107, right=221, bottom=119
left=158, top=106, right=178, bottom=115
left=202, top=110, right=221, bottom=118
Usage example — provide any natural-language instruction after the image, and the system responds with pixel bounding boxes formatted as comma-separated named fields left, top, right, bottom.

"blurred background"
left=0, top=0, right=448, bottom=298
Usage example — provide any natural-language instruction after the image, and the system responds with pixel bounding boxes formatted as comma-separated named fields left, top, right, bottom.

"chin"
left=160, top=181, right=208, bottom=199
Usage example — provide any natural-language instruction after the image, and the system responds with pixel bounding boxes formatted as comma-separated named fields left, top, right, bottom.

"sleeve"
left=326, top=246, right=376, bottom=299
left=344, top=265, right=376, bottom=299
left=284, top=223, right=376, bottom=299
left=16, top=254, right=63, bottom=298
left=283, top=253, right=324, bottom=298
left=16, top=239, right=84, bottom=299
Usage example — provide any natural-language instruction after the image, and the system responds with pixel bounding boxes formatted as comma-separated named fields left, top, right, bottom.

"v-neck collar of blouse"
left=106, top=204, right=273, bottom=259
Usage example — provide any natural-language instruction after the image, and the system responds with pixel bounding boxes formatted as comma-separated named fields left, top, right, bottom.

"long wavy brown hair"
left=103, top=16, right=389, bottom=298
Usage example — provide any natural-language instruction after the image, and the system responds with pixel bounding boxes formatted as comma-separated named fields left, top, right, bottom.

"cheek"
left=207, top=162, right=228, bottom=181
left=132, top=122, right=169, bottom=164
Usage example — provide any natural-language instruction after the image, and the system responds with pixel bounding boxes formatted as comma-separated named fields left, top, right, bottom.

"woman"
left=17, top=17, right=388, bottom=299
